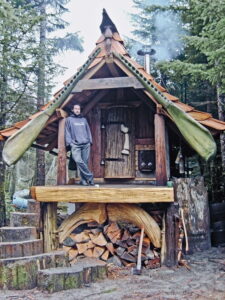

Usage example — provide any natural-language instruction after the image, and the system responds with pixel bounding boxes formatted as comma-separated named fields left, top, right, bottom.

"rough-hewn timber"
left=31, top=185, right=174, bottom=203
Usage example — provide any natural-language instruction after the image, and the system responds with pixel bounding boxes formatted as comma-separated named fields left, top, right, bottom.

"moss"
left=64, top=271, right=82, bottom=290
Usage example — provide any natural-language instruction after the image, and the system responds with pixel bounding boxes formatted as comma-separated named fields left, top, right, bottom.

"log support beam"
left=42, top=117, right=67, bottom=252
left=164, top=203, right=179, bottom=267
left=154, top=113, right=167, bottom=186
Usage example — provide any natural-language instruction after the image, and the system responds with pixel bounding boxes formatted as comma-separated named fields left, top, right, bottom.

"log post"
left=164, top=202, right=179, bottom=267
left=154, top=113, right=167, bottom=186
left=57, top=118, right=67, bottom=185
left=43, top=118, right=66, bottom=252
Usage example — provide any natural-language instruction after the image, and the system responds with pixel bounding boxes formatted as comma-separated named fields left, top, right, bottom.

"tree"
left=0, top=0, right=40, bottom=225
left=131, top=0, right=225, bottom=199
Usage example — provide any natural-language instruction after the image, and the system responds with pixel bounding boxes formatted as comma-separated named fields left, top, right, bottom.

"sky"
left=53, top=0, right=136, bottom=93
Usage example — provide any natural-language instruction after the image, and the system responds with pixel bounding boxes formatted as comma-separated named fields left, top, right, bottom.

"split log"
left=89, top=232, right=107, bottom=247
left=93, top=246, right=105, bottom=258
left=83, top=249, right=93, bottom=257
left=68, top=249, right=78, bottom=261
left=76, top=243, right=90, bottom=254
left=106, top=243, right=115, bottom=255
left=58, top=203, right=107, bottom=243
left=101, top=250, right=109, bottom=261
left=107, top=204, right=161, bottom=248
left=70, top=232, right=90, bottom=243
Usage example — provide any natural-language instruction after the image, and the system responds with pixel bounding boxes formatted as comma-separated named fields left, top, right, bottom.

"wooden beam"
left=164, top=203, right=179, bottom=267
left=57, top=118, right=67, bottom=185
left=114, top=58, right=134, bottom=77
left=105, top=56, right=121, bottom=77
left=42, top=117, right=67, bottom=252
left=31, top=185, right=174, bottom=203
left=83, top=59, right=106, bottom=80
left=45, top=139, right=57, bottom=151
left=72, top=77, right=144, bottom=93
left=155, top=114, right=167, bottom=186
left=31, top=143, right=58, bottom=156
left=82, top=90, right=108, bottom=116
left=36, top=133, right=57, bottom=145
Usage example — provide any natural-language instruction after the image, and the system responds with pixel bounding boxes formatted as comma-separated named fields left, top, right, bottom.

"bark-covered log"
left=173, top=177, right=211, bottom=253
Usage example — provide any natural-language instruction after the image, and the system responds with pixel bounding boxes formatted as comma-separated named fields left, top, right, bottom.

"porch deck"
left=30, top=184, right=174, bottom=203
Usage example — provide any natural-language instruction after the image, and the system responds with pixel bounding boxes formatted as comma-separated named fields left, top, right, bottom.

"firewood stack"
left=63, top=221, right=161, bottom=269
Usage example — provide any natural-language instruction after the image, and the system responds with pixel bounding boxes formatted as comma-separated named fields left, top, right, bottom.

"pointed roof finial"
left=100, top=8, right=118, bottom=34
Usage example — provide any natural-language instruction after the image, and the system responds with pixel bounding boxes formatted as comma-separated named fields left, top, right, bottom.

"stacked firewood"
left=63, top=222, right=160, bottom=269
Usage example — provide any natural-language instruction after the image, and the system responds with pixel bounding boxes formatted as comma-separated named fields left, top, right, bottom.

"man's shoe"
left=79, top=180, right=88, bottom=186
left=88, top=179, right=95, bottom=186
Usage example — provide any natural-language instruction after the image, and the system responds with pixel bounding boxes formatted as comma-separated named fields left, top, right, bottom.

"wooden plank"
left=104, top=107, right=135, bottom=178
left=154, top=114, right=167, bottom=186
left=31, top=185, right=174, bottom=203
left=72, top=77, right=144, bottom=93
left=135, top=138, right=155, bottom=145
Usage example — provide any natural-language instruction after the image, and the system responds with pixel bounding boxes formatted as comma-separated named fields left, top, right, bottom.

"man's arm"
left=65, top=118, right=73, bottom=147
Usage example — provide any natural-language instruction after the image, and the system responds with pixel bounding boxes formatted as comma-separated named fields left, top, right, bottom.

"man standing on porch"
left=65, top=103, right=94, bottom=186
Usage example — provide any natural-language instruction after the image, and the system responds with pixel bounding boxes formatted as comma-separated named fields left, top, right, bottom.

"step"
left=0, top=239, right=43, bottom=259
left=0, top=226, right=37, bottom=242
left=0, top=251, right=69, bottom=290
left=27, top=199, right=40, bottom=214
left=37, top=258, right=107, bottom=293
left=10, top=212, right=39, bottom=227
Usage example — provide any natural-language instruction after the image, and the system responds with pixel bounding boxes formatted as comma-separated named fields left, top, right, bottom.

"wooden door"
left=103, top=107, right=135, bottom=178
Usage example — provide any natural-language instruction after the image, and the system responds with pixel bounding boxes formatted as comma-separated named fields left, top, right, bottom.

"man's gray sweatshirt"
left=65, top=114, right=92, bottom=147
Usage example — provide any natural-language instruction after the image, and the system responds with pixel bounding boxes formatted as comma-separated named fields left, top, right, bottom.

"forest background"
left=0, top=0, right=224, bottom=226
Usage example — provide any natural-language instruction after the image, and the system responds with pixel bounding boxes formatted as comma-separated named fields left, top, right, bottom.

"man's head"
left=73, top=104, right=81, bottom=116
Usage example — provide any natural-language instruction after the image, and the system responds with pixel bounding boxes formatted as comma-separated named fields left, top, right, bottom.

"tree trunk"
left=173, top=177, right=211, bottom=253
left=0, top=141, right=6, bottom=226
left=216, top=88, right=225, bottom=197
left=0, top=41, right=8, bottom=226
left=35, top=1, right=46, bottom=186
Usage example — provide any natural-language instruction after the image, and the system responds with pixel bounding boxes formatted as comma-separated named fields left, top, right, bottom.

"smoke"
left=153, top=10, right=184, bottom=61
left=134, top=0, right=185, bottom=61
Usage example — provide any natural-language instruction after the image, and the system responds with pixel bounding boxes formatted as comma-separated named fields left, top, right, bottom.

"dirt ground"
left=1, top=247, right=225, bottom=300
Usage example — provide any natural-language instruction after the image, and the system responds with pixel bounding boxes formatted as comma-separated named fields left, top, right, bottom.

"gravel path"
left=1, top=247, right=225, bottom=300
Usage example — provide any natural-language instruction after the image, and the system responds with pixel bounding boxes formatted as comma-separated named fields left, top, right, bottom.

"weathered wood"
left=82, top=90, right=107, bottom=116
left=72, top=77, right=144, bottom=93
left=32, top=185, right=174, bottom=203
left=58, top=203, right=107, bottom=243
left=89, top=232, right=107, bottom=246
left=107, top=203, right=161, bottom=248
left=0, top=251, right=68, bottom=290
left=104, top=107, right=135, bottom=178
left=10, top=212, right=39, bottom=228
left=154, top=114, right=167, bottom=186
left=42, top=117, right=66, bottom=252
left=42, top=203, right=58, bottom=252
left=173, top=177, right=211, bottom=252
left=57, top=118, right=67, bottom=185
left=87, top=107, right=102, bottom=177
left=93, top=246, right=105, bottom=258
left=0, top=227, right=37, bottom=242
left=164, top=203, right=179, bottom=267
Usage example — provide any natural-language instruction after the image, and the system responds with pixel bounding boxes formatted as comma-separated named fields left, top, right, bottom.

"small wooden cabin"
left=1, top=10, right=225, bottom=266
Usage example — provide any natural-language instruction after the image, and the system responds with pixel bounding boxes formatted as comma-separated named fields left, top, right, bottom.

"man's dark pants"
left=71, top=143, right=93, bottom=183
